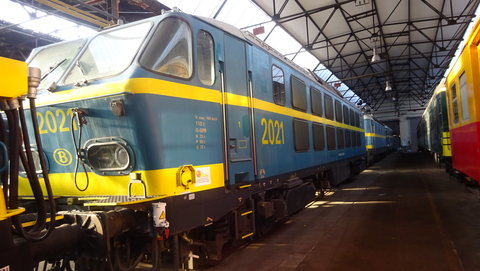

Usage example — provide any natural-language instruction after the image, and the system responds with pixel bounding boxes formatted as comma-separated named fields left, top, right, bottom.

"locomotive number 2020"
left=36, top=109, right=78, bottom=134
left=260, top=118, right=285, bottom=145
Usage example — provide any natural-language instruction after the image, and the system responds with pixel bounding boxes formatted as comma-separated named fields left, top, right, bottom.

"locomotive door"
left=222, top=34, right=254, bottom=185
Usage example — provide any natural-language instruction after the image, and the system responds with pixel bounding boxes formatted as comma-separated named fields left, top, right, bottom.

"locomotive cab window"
left=324, top=94, right=334, bottom=120
left=459, top=72, right=469, bottom=121
left=140, top=17, right=193, bottom=79
left=272, top=65, right=286, bottom=105
left=335, top=100, right=343, bottom=123
left=311, top=87, right=323, bottom=116
left=197, top=30, right=215, bottom=86
left=291, top=76, right=307, bottom=111
left=293, top=119, right=309, bottom=152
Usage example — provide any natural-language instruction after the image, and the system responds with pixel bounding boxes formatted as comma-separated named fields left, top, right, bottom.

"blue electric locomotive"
left=2, top=11, right=367, bottom=269
left=364, top=114, right=392, bottom=164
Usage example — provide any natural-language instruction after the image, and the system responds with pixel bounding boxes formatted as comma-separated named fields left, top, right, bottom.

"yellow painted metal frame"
left=0, top=57, right=28, bottom=98
left=35, top=0, right=112, bottom=28
left=0, top=186, right=26, bottom=221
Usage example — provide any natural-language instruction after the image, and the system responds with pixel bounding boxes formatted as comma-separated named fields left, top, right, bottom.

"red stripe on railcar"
left=451, top=121, right=480, bottom=183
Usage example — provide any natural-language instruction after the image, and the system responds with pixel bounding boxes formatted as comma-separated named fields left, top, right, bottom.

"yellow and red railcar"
left=445, top=17, right=480, bottom=183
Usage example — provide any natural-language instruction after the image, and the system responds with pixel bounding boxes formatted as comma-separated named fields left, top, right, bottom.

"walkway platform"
left=208, top=152, right=480, bottom=271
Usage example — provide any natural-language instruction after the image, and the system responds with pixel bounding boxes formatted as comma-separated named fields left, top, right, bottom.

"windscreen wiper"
left=40, top=58, right=67, bottom=82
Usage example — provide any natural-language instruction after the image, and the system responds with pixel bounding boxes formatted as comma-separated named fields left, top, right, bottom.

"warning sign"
left=195, top=167, right=211, bottom=186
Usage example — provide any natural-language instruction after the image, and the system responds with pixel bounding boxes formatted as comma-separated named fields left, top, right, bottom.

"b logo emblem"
left=53, top=148, right=73, bottom=166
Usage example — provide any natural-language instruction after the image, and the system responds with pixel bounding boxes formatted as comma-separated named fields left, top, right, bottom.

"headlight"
left=84, top=137, right=134, bottom=174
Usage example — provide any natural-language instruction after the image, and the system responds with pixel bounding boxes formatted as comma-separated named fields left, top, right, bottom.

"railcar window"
left=335, top=101, right=343, bottom=122
left=343, top=105, right=350, bottom=125
left=311, top=87, right=323, bottom=116
left=140, top=18, right=193, bottom=79
left=459, top=72, right=469, bottom=121
left=313, top=123, right=325, bottom=150
left=291, top=76, right=307, bottom=111
left=326, top=126, right=336, bottom=150
left=324, top=94, right=334, bottom=120
left=272, top=65, right=286, bottom=105
left=451, top=83, right=459, bottom=124
left=337, top=128, right=344, bottom=149
left=293, top=119, right=309, bottom=152
left=197, top=30, right=215, bottom=86
left=65, top=22, right=152, bottom=85
left=345, top=130, right=351, bottom=147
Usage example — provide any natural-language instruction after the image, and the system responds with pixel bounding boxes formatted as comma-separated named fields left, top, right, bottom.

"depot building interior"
left=1, top=0, right=480, bottom=270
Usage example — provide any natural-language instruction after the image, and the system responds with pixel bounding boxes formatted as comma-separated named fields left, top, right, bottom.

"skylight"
left=1, top=0, right=96, bottom=40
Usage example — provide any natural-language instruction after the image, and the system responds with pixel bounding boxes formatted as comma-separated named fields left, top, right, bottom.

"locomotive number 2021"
left=260, top=118, right=285, bottom=145
left=36, top=109, right=78, bottom=134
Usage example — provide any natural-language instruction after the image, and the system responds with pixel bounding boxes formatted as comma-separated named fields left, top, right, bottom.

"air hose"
left=70, top=108, right=89, bottom=191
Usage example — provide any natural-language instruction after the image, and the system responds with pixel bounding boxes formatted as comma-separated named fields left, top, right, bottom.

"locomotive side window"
left=335, top=100, right=343, bottom=122
left=313, top=123, right=325, bottom=151
left=459, top=72, right=469, bottom=121
left=197, top=30, right=215, bottom=86
left=343, top=105, right=350, bottom=125
left=324, top=94, right=334, bottom=120
left=272, top=65, right=286, bottom=105
left=291, top=76, right=307, bottom=111
left=451, top=83, right=459, bottom=124
left=311, top=87, right=323, bottom=116
left=337, top=128, right=344, bottom=149
left=345, top=130, right=351, bottom=147
left=140, top=18, right=193, bottom=79
left=65, top=22, right=152, bottom=85
left=293, top=119, right=309, bottom=152
left=349, top=109, right=355, bottom=127
left=326, top=126, right=336, bottom=150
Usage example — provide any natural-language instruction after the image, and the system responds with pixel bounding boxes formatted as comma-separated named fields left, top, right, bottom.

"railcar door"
left=221, top=34, right=254, bottom=185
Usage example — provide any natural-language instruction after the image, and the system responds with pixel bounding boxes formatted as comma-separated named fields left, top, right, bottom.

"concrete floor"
left=207, top=152, right=480, bottom=271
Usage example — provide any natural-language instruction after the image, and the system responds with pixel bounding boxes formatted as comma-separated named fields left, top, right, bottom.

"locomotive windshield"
left=29, top=39, right=85, bottom=91
left=64, top=22, right=152, bottom=85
